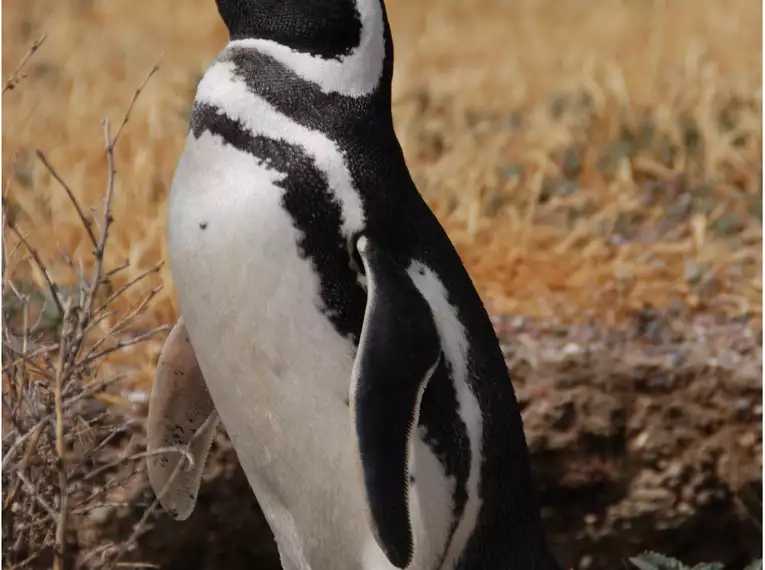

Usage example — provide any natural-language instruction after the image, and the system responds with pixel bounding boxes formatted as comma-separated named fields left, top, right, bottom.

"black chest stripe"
left=226, top=48, right=381, bottom=135
left=190, top=102, right=367, bottom=343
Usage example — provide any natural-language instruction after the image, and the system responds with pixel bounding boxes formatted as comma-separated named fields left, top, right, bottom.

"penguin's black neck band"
left=216, top=0, right=387, bottom=63
left=216, top=0, right=395, bottom=111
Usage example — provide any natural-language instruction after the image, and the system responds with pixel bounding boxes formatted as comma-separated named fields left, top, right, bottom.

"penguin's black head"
left=215, top=0, right=364, bottom=60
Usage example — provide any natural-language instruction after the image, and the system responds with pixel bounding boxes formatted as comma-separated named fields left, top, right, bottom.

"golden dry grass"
left=3, top=0, right=762, bottom=391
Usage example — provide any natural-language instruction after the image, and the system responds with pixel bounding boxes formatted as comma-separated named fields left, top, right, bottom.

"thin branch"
left=2, top=349, right=58, bottom=384
left=0, top=419, right=50, bottom=472
left=1, top=376, right=127, bottom=472
left=3, top=221, right=65, bottom=318
left=96, top=262, right=164, bottom=315
left=72, top=469, right=142, bottom=511
left=6, top=550, right=42, bottom=570
left=53, top=304, right=72, bottom=570
left=126, top=446, right=195, bottom=471
left=75, top=543, right=115, bottom=570
left=106, top=412, right=219, bottom=569
left=103, top=259, right=131, bottom=280
left=81, top=436, right=141, bottom=483
left=2, top=424, right=46, bottom=511
left=77, top=325, right=169, bottom=369
left=112, top=58, right=162, bottom=146
left=70, top=502, right=131, bottom=516
left=36, top=150, right=98, bottom=250
left=2, top=32, right=47, bottom=94
left=86, top=286, right=163, bottom=357
left=15, top=470, right=59, bottom=522
left=67, top=420, right=137, bottom=479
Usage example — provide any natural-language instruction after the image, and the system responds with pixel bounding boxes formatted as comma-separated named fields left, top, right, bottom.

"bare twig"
left=2, top=32, right=47, bottom=94
left=103, top=259, right=130, bottom=281
left=36, top=150, right=98, bottom=250
left=3, top=221, right=65, bottom=318
left=1, top=419, right=50, bottom=472
left=78, top=325, right=169, bottom=369
left=86, top=287, right=164, bottom=357
left=112, top=58, right=162, bottom=146
left=2, top=375, right=127, bottom=471
left=53, top=303, right=72, bottom=570
left=126, top=447, right=195, bottom=471
left=106, top=411, right=219, bottom=568
left=96, top=262, right=164, bottom=315
left=75, top=543, right=115, bottom=570
left=2, top=53, right=168, bottom=570
left=70, top=502, right=132, bottom=516
left=7, top=551, right=43, bottom=570
left=15, top=471, right=59, bottom=522
left=73, top=469, right=143, bottom=511
left=2, top=424, right=46, bottom=511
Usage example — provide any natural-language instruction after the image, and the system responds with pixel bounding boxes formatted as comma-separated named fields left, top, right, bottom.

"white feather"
left=168, top=128, right=368, bottom=569
left=195, top=60, right=366, bottom=237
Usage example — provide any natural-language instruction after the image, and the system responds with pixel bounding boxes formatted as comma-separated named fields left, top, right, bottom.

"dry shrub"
left=2, top=42, right=190, bottom=569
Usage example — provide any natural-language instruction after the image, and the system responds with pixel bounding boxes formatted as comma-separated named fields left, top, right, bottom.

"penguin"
left=147, top=0, right=562, bottom=569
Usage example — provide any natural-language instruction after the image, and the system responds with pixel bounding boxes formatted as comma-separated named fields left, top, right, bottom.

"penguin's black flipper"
left=350, top=235, right=442, bottom=570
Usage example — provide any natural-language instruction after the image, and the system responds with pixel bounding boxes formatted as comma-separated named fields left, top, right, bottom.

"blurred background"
left=2, top=0, right=762, bottom=569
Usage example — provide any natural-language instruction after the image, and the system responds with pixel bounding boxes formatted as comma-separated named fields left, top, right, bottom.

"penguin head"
left=215, top=0, right=365, bottom=59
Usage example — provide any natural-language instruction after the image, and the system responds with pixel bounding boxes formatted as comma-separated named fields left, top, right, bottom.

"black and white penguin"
left=146, top=1, right=562, bottom=569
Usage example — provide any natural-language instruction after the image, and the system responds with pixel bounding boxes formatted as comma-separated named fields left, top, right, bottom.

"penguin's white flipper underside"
left=146, top=317, right=219, bottom=521
left=351, top=235, right=442, bottom=569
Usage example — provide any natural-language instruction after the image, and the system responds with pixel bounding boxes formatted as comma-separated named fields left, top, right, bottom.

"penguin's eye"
left=347, top=233, right=366, bottom=276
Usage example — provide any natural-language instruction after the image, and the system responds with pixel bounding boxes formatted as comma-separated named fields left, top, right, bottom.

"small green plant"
left=629, top=552, right=763, bottom=570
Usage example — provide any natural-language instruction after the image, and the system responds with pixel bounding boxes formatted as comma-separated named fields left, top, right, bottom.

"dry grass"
left=1, top=2, right=762, bottom=567
left=2, top=0, right=762, bottom=389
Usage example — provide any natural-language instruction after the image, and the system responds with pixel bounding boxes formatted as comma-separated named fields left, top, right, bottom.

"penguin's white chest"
left=166, top=132, right=379, bottom=569
left=168, top=131, right=357, bottom=404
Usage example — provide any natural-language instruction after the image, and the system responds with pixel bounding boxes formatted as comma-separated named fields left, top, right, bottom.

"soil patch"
left=66, top=312, right=762, bottom=570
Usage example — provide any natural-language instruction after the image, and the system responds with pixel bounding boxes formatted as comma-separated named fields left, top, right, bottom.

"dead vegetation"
left=2, top=43, right=176, bottom=568
left=1, top=0, right=762, bottom=568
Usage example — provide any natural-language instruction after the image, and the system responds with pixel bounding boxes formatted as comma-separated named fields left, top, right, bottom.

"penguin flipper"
left=146, top=317, right=220, bottom=521
left=351, top=236, right=442, bottom=569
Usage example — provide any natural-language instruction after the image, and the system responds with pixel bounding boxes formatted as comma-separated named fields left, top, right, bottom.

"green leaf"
left=629, top=556, right=661, bottom=570
left=629, top=551, right=690, bottom=570
left=690, top=563, right=725, bottom=570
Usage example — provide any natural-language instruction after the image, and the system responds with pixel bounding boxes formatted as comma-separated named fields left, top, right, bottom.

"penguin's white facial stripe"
left=195, top=61, right=366, bottom=235
left=407, top=261, right=484, bottom=567
left=226, top=0, right=385, bottom=97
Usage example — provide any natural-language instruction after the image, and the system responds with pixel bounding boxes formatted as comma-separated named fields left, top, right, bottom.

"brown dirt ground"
left=60, top=313, right=762, bottom=570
